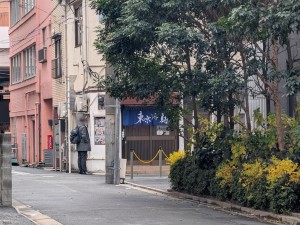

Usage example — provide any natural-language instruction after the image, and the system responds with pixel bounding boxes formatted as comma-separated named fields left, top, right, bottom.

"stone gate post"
left=0, top=133, right=12, bottom=206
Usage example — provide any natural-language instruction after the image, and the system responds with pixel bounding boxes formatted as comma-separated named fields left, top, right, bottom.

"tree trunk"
left=192, top=94, right=201, bottom=147
left=273, top=40, right=285, bottom=151
left=273, top=81, right=285, bottom=151
left=244, top=94, right=252, bottom=132
left=217, top=110, right=222, bottom=123
left=229, top=93, right=235, bottom=130
left=223, top=114, right=229, bottom=130
left=239, top=44, right=252, bottom=132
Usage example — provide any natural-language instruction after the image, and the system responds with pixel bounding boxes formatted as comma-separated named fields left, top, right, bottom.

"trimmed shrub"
left=267, top=175, right=298, bottom=213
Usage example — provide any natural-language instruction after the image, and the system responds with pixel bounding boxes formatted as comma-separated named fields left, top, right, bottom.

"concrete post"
left=130, top=149, right=133, bottom=180
left=0, top=134, right=12, bottom=206
left=159, top=147, right=162, bottom=177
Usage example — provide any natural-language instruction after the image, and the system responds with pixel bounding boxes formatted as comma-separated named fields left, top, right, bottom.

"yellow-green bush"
left=169, top=110, right=300, bottom=213
left=166, top=150, right=186, bottom=165
left=215, top=162, right=236, bottom=187
left=265, top=157, right=300, bottom=185
left=230, top=143, right=247, bottom=166
left=239, top=160, right=264, bottom=188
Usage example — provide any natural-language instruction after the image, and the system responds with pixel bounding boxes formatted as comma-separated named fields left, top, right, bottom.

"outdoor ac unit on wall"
left=58, top=102, right=67, bottom=118
left=75, top=95, right=88, bottom=112
left=38, top=47, right=47, bottom=63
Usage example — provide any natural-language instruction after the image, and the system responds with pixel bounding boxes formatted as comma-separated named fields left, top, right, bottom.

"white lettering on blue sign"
left=135, top=111, right=168, bottom=125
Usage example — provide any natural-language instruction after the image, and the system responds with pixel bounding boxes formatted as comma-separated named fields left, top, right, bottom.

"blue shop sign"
left=122, top=108, right=169, bottom=126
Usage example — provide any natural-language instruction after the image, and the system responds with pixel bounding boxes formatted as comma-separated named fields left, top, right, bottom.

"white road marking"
left=12, top=171, right=30, bottom=175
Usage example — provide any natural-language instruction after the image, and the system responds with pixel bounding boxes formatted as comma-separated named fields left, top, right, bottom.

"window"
left=42, top=27, right=46, bottom=47
left=10, top=0, right=35, bottom=25
left=11, top=0, right=21, bottom=25
left=74, top=5, right=82, bottom=46
left=23, top=0, right=35, bottom=15
left=11, top=54, right=21, bottom=84
left=24, top=45, right=36, bottom=79
left=52, top=35, right=62, bottom=79
left=0, top=9, right=9, bottom=26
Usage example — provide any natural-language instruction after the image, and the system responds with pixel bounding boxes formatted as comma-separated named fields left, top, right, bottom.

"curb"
left=13, top=199, right=63, bottom=225
left=125, top=182, right=300, bottom=225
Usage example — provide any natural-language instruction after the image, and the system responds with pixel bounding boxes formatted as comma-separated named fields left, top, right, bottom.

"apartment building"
left=0, top=1, right=10, bottom=133
left=9, top=0, right=53, bottom=165
left=52, top=0, right=107, bottom=172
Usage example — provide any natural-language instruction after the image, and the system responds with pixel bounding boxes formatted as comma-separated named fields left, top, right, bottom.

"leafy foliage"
left=166, top=151, right=186, bottom=166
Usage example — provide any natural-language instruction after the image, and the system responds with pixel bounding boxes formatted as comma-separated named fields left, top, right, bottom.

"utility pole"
left=105, top=66, right=120, bottom=184
left=113, top=99, right=120, bottom=185
left=64, top=2, right=71, bottom=174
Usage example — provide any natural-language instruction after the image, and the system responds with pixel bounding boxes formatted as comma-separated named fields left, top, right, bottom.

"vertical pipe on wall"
left=65, top=3, right=71, bottom=173
left=25, top=93, right=29, bottom=164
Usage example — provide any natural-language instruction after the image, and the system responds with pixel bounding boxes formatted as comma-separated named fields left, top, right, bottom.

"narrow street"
left=12, top=167, right=277, bottom=225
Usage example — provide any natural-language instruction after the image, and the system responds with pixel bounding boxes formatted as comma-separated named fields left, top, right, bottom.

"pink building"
left=0, top=1, right=10, bottom=133
left=9, top=0, right=53, bottom=165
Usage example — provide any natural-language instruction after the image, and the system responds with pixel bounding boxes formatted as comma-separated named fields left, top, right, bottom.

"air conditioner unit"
left=38, top=47, right=47, bottom=63
left=58, top=102, right=67, bottom=118
left=75, top=95, right=88, bottom=112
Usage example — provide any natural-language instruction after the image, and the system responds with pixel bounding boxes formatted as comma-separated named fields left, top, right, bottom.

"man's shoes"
left=79, top=171, right=92, bottom=175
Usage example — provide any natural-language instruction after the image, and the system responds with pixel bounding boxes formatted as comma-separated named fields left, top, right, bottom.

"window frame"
left=74, top=4, right=82, bottom=47
left=10, top=0, right=21, bottom=25
left=24, top=45, right=36, bottom=80
left=23, top=0, right=35, bottom=15
left=11, top=53, right=22, bottom=84
left=52, top=35, right=62, bottom=79
left=42, top=27, right=46, bottom=47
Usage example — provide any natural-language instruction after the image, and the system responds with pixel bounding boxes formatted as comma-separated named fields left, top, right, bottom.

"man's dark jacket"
left=77, top=125, right=91, bottom=152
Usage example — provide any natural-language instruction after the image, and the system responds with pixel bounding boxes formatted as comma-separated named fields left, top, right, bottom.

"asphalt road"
left=12, top=167, right=277, bottom=225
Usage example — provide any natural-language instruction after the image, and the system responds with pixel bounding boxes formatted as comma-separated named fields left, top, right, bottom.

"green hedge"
left=169, top=154, right=300, bottom=213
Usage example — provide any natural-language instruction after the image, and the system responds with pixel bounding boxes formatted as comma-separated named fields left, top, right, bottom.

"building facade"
left=0, top=1, right=10, bottom=134
left=9, top=0, right=53, bottom=165
left=51, top=0, right=107, bottom=172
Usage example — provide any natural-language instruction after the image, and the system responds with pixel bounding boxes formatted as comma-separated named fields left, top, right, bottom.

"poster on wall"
left=94, top=117, right=105, bottom=145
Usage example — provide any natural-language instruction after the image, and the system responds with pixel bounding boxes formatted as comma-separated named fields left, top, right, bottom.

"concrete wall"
left=0, top=134, right=12, bottom=206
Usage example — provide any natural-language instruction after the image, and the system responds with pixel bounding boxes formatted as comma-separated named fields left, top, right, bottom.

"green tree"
left=219, top=0, right=300, bottom=151
left=90, top=0, right=245, bottom=147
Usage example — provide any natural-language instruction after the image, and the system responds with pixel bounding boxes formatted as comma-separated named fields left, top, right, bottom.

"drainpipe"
left=35, top=102, right=41, bottom=162
left=85, top=0, right=88, bottom=86
left=65, top=3, right=72, bottom=173
left=25, top=93, right=29, bottom=164
left=82, top=0, right=88, bottom=95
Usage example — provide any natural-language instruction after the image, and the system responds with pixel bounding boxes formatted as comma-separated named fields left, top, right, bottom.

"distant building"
left=51, top=0, right=107, bottom=172
left=0, top=2, right=10, bottom=133
left=9, top=0, right=53, bottom=165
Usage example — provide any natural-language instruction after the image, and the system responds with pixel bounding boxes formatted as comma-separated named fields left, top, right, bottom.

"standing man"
left=77, top=116, right=91, bottom=174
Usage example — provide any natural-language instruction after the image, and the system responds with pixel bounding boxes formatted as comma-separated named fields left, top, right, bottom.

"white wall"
left=68, top=1, right=107, bottom=173
left=0, top=27, right=9, bottom=48
left=0, top=49, right=9, bottom=67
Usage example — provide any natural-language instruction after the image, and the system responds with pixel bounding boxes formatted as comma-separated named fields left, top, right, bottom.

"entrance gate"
left=122, top=126, right=177, bottom=164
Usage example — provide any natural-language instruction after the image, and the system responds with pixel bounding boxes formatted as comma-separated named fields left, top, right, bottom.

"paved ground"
left=7, top=167, right=277, bottom=225
left=0, top=206, right=35, bottom=225
left=125, top=175, right=170, bottom=191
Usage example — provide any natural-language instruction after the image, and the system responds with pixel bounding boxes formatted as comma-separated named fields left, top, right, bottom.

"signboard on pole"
left=47, top=135, right=53, bottom=149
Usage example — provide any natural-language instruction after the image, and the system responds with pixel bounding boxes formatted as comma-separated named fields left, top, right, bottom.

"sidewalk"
left=0, top=206, right=34, bottom=225
left=124, top=175, right=170, bottom=192
left=124, top=175, right=300, bottom=225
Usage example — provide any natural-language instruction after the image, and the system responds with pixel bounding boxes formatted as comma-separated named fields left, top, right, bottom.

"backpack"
left=70, top=126, right=81, bottom=144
